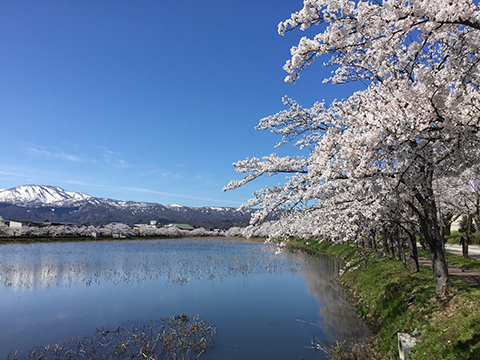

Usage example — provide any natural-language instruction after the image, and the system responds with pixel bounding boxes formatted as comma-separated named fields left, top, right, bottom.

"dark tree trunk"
left=413, top=179, right=451, bottom=297
left=461, top=233, right=469, bottom=259
left=474, top=194, right=480, bottom=239
left=443, top=223, right=451, bottom=237
left=401, top=234, right=406, bottom=268
left=461, top=215, right=472, bottom=259
left=429, top=237, right=450, bottom=297
left=378, top=228, right=386, bottom=259
left=386, top=229, right=395, bottom=259
left=442, top=211, right=458, bottom=237
left=381, top=228, right=389, bottom=259
left=393, top=225, right=401, bottom=261
left=359, top=236, right=364, bottom=248
left=474, top=214, right=480, bottom=236
left=406, top=201, right=419, bottom=273
left=419, top=211, right=450, bottom=296
left=407, top=231, right=419, bottom=273
left=370, top=229, right=377, bottom=252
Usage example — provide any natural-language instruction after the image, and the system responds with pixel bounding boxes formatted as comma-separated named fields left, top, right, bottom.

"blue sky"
left=1, top=1, right=360, bottom=207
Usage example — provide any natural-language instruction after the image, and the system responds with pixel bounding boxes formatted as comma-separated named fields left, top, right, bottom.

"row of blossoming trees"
left=0, top=218, right=220, bottom=239
left=225, top=0, right=480, bottom=296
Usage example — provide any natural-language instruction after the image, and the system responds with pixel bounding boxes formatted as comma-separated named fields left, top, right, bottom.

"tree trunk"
left=381, top=228, right=389, bottom=259
left=406, top=200, right=419, bottom=273
left=386, top=229, right=395, bottom=259
left=442, top=211, right=458, bottom=237
left=415, top=189, right=451, bottom=297
left=393, top=225, right=401, bottom=261
left=461, top=233, right=469, bottom=259
left=370, top=229, right=377, bottom=252
left=462, top=214, right=472, bottom=259
left=359, top=236, right=364, bottom=248
left=443, top=223, right=451, bottom=237
left=429, top=238, right=450, bottom=297
left=407, top=168, right=451, bottom=296
left=474, top=194, right=480, bottom=237
left=407, top=232, right=419, bottom=273
left=401, top=234, right=406, bottom=268
left=378, top=228, right=386, bottom=259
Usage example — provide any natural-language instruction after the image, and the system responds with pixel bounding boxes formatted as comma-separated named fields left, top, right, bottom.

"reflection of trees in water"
left=0, top=240, right=304, bottom=290
left=297, top=252, right=370, bottom=344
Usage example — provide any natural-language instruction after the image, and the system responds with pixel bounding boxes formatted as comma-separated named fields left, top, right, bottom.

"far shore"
left=0, top=235, right=268, bottom=245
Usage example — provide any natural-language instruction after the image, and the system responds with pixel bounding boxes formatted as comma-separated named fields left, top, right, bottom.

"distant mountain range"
left=0, top=185, right=255, bottom=229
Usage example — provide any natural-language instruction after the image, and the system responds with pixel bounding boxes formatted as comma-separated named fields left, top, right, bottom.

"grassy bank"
left=288, top=239, right=480, bottom=359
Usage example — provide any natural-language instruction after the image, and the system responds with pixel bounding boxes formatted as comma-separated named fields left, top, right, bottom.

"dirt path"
left=418, top=257, right=480, bottom=286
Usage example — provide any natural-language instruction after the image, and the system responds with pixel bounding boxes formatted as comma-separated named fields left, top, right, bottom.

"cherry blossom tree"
left=190, top=227, right=216, bottom=237
left=227, top=0, right=480, bottom=296
left=223, top=226, right=247, bottom=238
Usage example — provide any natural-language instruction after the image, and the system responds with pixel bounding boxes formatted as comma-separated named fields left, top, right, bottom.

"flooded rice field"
left=0, top=238, right=368, bottom=359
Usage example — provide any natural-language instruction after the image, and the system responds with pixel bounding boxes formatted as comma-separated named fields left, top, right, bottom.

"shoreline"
left=288, top=238, right=480, bottom=359
left=0, top=235, right=267, bottom=245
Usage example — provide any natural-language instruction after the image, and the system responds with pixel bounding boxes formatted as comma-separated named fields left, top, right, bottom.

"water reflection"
left=0, top=239, right=367, bottom=359
left=0, top=240, right=303, bottom=290
left=298, top=252, right=370, bottom=345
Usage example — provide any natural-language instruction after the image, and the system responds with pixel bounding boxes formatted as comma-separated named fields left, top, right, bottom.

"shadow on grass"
left=452, top=333, right=480, bottom=358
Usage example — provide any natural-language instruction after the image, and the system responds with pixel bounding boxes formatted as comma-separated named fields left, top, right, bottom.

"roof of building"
left=168, top=223, right=195, bottom=230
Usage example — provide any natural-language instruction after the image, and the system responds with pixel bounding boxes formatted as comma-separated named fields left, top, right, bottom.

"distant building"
left=8, top=219, right=76, bottom=228
left=167, top=223, right=195, bottom=231
left=133, top=221, right=160, bottom=229
left=451, top=217, right=461, bottom=232
left=9, top=220, right=27, bottom=228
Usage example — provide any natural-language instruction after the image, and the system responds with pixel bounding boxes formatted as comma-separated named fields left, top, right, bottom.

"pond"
left=0, top=238, right=369, bottom=359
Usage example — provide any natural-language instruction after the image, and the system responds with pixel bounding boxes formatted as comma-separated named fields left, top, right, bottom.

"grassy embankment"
left=288, top=238, right=480, bottom=360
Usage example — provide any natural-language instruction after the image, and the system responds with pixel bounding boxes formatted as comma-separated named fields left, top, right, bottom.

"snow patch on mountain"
left=0, top=185, right=259, bottom=228
left=208, top=206, right=228, bottom=211
left=0, top=185, right=92, bottom=206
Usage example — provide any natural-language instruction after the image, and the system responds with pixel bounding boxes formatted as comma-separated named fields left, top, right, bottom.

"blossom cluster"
left=226, top=0, right=480, bottom=277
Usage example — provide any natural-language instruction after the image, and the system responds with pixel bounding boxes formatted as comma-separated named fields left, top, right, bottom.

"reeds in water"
left=8, top=314, right=215, bottom=360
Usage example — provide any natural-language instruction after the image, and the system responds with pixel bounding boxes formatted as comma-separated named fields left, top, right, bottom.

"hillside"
left=0, top=185, right=255, bottom=229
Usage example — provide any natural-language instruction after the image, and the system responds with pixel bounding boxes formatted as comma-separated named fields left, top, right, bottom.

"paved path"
left=444, top=244, right=480, bottom=260
left=418, top=257, right=480, bottom=286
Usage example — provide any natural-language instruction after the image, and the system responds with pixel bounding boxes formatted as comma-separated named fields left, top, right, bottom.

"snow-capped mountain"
left=0, top=185, right=92, bottom=206
left=0, top=185, right=255, bottom=229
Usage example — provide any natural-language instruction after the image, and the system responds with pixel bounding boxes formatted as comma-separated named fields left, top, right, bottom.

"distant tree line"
left=0, top=218, right=223, bottom=239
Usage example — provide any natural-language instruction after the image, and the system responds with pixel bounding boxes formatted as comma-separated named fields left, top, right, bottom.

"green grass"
left=289, top=239, right=480, bottom=360
left=444, top=231, right=480, bottom=245
left=286, top=238, right=359, bottom=260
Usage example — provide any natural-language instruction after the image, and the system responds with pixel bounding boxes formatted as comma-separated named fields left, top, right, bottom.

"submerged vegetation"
left=7, top=315, right=215, bottom=360
left=289, top=239, right=480, bottom=360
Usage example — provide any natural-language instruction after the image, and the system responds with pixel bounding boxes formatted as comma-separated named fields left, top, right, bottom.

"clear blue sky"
left=0, top=1, right=360, bottom=207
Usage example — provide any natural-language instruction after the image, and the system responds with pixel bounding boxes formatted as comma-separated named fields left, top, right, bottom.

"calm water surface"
left=0, top=238, right=368, bottom=359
